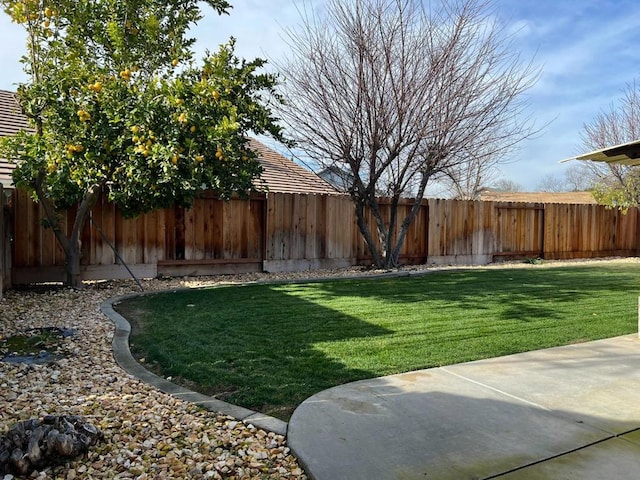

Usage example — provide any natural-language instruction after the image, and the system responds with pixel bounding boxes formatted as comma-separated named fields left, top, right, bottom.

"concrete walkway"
left=288, top=335, right=640, bottom=479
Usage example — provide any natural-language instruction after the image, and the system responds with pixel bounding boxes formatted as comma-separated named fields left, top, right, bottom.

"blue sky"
left=1, top=0, right=639, bottom=191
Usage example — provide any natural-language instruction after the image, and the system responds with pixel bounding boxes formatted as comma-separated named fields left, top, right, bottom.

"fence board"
left=496, top=203, right=544, bottom=258
left=0, top=185, right=4, bottom=295
left=222, top=201, right=237, bottom=259
left=206, top=198, right=221, bottom=258
left=98, top=199, right=116, bottom=265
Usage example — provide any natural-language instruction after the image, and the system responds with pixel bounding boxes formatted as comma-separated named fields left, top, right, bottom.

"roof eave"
left=561, top=139, right=640, bottom=165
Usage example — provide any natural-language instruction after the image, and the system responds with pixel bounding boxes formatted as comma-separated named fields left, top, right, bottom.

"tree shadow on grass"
left=305, top=265, right=640, bottom=324
left=117, top=285, right=391, bottom=420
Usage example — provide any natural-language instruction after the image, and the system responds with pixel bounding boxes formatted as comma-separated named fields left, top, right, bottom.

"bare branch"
left=276, top=0, right=538, bottom=267
left=579, top=80, right=640, bottom=204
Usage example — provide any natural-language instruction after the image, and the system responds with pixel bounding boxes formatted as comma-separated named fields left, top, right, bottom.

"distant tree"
left=579, top=80, right=640, bottom=208
left=492, top=178, right=523, bottom=192
left=564, top=163, right=595, bottom=192
left=536, top=164, right=594, bottom=192
left=536, top=174, right=566, bottom=193
left=440, top=145, right=502, bottom=200
left=277, top=0, right=538, bottom=268
left=0, top=0, right=284, bottom=287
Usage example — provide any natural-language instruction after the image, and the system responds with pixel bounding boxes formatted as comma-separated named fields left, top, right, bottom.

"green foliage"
left=591, top=171, right=640, bottom=213
left=118, top=264, right=639, bottom=419
left=0, top=0, right=283, bottom=285
left=0, top=0, right=283, bottom=217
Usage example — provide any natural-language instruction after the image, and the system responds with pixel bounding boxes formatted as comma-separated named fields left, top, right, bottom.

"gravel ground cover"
left=1, top=257, right=637, bottom=479
left=0, top=278, right=309, bottom=480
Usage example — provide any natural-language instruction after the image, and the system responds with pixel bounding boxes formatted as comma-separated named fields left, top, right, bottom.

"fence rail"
left=6, top=191, right=640, bottom=284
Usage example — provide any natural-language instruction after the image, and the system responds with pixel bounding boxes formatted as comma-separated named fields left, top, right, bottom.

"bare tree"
left=564, top=163, right=595, bottom=192
left=491, top=178, right=523, bottom=192
left=439, top=145, right=502, bottom=199
left=277, top=0, right=538, bottom=267
left=536, top=164, right=594, bottom=192
left=579, top=80, right=640, bottom=207
left=536, top=174, right=566, bottom=192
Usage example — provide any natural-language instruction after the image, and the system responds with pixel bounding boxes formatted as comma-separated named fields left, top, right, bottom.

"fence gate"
left=494, top=203, right=545, bottom=260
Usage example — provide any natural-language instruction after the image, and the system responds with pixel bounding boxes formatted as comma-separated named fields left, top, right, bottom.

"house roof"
left=0, top=89, right=29, bottom=137
left=0, top=90, right=338, bottom=195
left=249, top=139, right=338, bottom=194
left=567, top=139, right=640, bottom=166
left=479, top=190, right=597, bottom=204
left=317, top=165, right=354, bottom=193
left=0, top=89, right=29, bottom=187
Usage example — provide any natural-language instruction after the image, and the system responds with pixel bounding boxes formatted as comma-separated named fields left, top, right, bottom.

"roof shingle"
left=0, top=89, right=28, bottom=137
left=0, top=90, right=338, bottom=194
left=250, top=139, right=338, bottom=194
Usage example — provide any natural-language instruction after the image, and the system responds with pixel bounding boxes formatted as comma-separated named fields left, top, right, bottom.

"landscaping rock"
left=0, top=275, right=310, bottom=479
left=0, top=415, right=102, bottom=476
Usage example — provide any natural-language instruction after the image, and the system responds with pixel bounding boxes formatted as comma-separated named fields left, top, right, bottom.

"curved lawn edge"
left=100, top=290, right=289, bottom=436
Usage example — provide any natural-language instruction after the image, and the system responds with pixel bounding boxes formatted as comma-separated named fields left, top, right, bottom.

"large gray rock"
left=0, top=415, right=103, bottom=476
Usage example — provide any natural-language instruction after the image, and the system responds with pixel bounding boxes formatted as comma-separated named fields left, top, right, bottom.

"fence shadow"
left=306, top=265, right=640, bottom=323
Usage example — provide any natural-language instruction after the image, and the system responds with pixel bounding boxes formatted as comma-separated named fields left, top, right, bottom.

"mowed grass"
left=116, top=264, right=640, bottom=420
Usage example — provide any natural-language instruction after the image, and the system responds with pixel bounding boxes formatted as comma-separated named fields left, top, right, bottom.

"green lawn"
left=116, top=264, right=640, bottom=420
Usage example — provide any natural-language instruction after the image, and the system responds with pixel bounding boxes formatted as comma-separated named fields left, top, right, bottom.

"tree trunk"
left=34, top=181, right=100, bottom=288
left=353, top=198, right=384, bottom=267
left=352, top=195, right=401, bottom=270
left=390, top=174, right=432, bottom=265
left=64, top=240, right=83, bottom=289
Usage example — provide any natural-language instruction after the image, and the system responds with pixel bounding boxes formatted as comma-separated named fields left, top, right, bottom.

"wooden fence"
left=5, top=191, right=640, bottom=285
left=1, top=184, right=6, bottom=297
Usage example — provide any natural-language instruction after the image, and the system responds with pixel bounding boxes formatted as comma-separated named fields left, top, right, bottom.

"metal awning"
left=562, top=139, right=640, bottom=166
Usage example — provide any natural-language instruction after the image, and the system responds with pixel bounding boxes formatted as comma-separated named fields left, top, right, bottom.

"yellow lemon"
left=77, top=110, right=91, bottom=122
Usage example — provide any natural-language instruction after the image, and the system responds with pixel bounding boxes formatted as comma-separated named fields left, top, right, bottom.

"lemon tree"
left=0, top=0, right=284, bottom=287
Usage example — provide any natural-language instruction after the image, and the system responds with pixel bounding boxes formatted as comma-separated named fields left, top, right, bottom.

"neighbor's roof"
left=479, top=190, right=597, bottom=204
left=0, top=90, right=338, bottom=195
left=0, top=157, right=15, bottom=188
left=0, top=89, right=29, bottom=187
left=249, top=139, right=338, bottom=194
left=0, top=89, right=28, bottom=136
left=566, top=139, right=640, bottom=166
